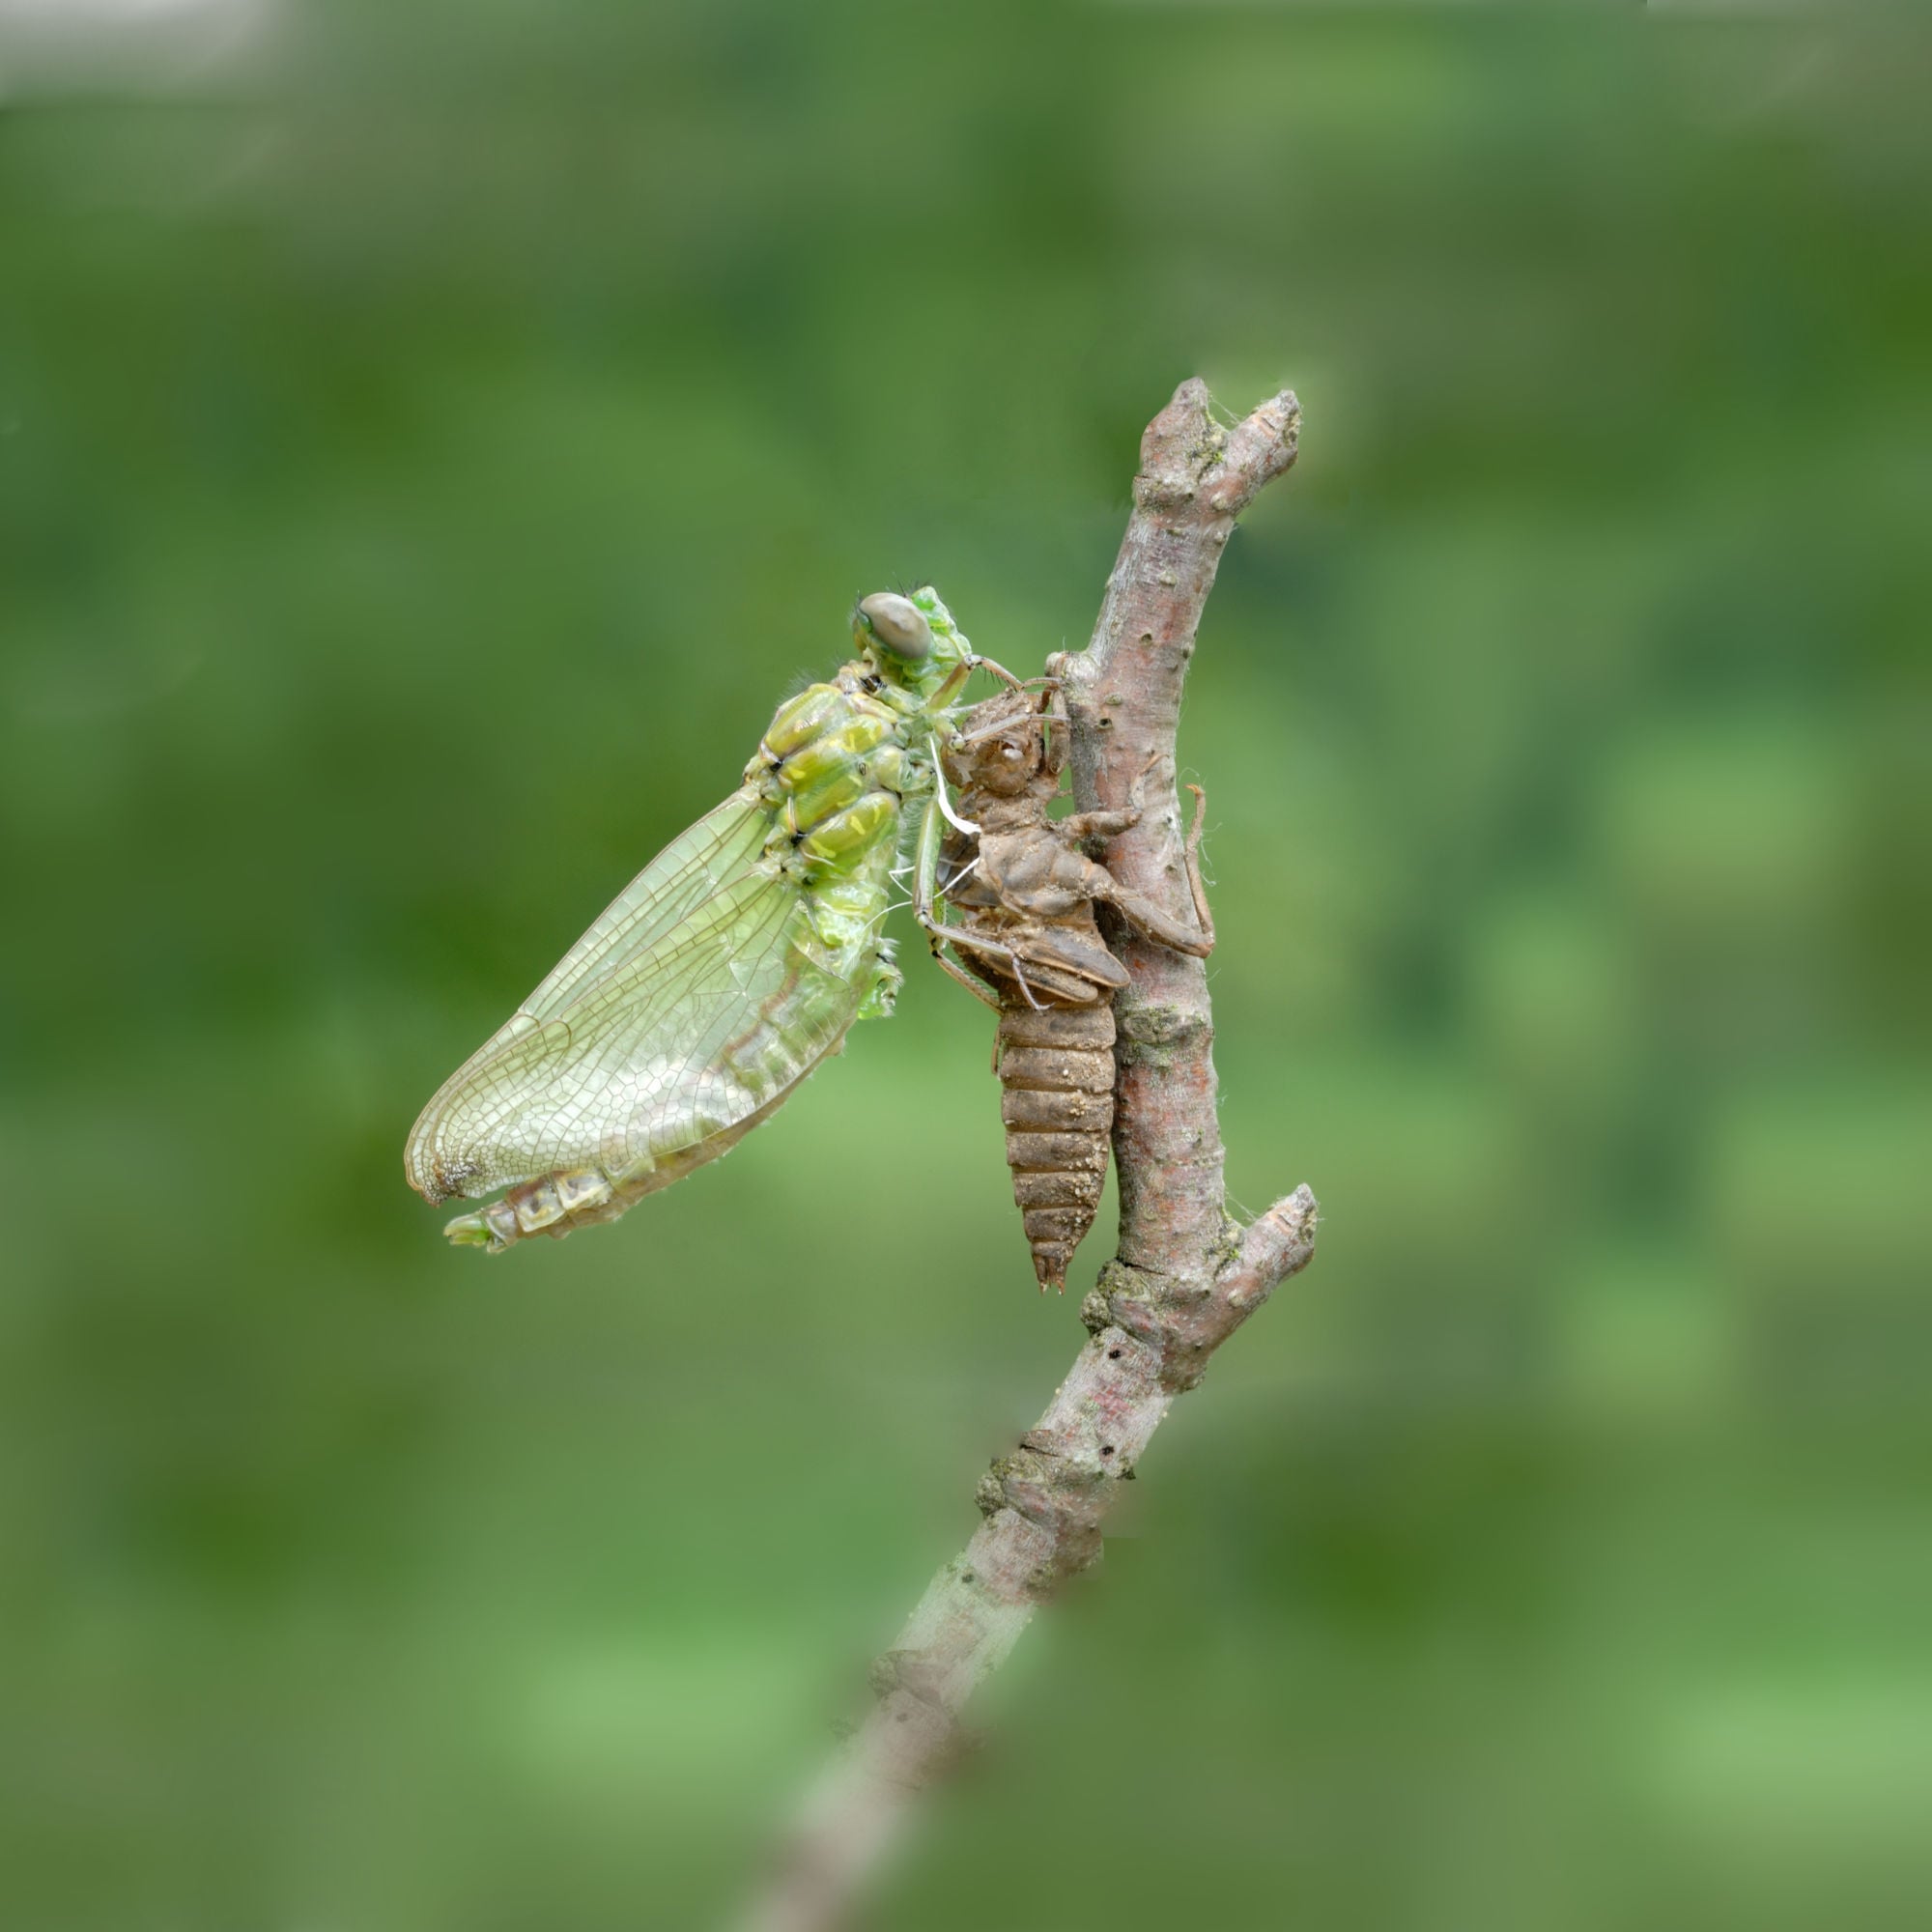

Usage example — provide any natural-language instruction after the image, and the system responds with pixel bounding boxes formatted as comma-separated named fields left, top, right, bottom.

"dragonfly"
left=404, top=588, right=1019, bottom=1253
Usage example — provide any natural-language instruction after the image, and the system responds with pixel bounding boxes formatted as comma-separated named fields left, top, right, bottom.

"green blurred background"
left=4, top=4, right=1927, bottom=1928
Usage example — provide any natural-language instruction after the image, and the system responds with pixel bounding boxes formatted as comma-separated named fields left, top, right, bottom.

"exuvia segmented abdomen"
left=995, top=1000, right=1117, bottom=1292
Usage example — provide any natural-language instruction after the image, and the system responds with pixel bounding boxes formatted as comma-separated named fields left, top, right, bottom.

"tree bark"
left=735, top=379, right=1312, bottom=1932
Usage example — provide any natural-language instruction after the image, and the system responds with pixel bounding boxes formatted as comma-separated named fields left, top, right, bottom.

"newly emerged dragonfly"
left=405, top=588, right=1018, bottom=1252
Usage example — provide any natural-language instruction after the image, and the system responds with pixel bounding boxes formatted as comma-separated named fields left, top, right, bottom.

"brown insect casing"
left=995, top=997, right=1117, bottom=1292
left=933, top=683, right=1162, bottom=1292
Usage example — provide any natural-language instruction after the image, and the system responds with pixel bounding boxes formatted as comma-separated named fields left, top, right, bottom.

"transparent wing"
left=406, top=788, right=867, bottom=1204
left=502, top=787, right=770, bottom=1035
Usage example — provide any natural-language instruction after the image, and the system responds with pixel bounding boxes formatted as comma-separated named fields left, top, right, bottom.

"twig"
left=734, top=379, right=1312, bottom=1932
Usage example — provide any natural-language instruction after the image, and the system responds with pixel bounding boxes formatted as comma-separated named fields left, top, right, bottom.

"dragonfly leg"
left=911, top=792, right=948, bottom=933
left=968, top=652, right=1029, bottom=695
left=911, top=788, right=1040, bottom=1009
left=1094, top=784, right=1216, bottom=959
left=951, top=707, right=1055, bottom=750
left=920, top=915, right=1047, bottom=1011
left=932, top=945, right=1003, bottom=1011
left=1007, top=951, right=1045, bottom=1011
left=1059, top=806, right=1139, bottom=842
left=916, top=911, right=1048, bottom=1011
left=1125, top=749, right=1163, bottom=820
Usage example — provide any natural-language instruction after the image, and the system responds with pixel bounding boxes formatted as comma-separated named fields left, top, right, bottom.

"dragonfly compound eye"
left=856, top=591, right=932, bottom=663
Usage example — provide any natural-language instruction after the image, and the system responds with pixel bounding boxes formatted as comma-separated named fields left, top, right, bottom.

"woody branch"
left=735, top=379, right=1313, bottom=1932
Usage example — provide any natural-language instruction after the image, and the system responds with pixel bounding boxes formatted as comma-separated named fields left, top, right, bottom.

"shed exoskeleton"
left=915, top=681, right=1215, bottom=1290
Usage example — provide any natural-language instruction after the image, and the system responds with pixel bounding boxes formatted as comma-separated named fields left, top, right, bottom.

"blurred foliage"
left=2, top=4, right=1928, bottom=1929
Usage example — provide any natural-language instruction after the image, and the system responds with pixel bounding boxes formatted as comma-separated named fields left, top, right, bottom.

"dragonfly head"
left=853, top=586, right=973, bottom=697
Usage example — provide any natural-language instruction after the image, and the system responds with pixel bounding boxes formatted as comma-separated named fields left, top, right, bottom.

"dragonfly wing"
left=497, top=788, right=772, bottom=1037
left=405, top=792, right=872, bottom=1206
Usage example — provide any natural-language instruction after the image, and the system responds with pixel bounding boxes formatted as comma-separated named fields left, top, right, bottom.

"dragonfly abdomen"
left=446, top=1164, right=620, bottom=1250
left=443, top=1074, right=810, bottom=1253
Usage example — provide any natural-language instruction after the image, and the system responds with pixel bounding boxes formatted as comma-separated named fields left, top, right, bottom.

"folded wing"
left=405, top=790, right=866, bottom=1206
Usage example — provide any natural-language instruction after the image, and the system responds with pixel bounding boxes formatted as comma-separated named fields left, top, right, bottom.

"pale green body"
left=404, top=589, right=980, bottom=1251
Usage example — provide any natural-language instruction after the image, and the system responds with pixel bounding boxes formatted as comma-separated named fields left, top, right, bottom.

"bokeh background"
left=4, top=4, right=1927, bottom=1928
